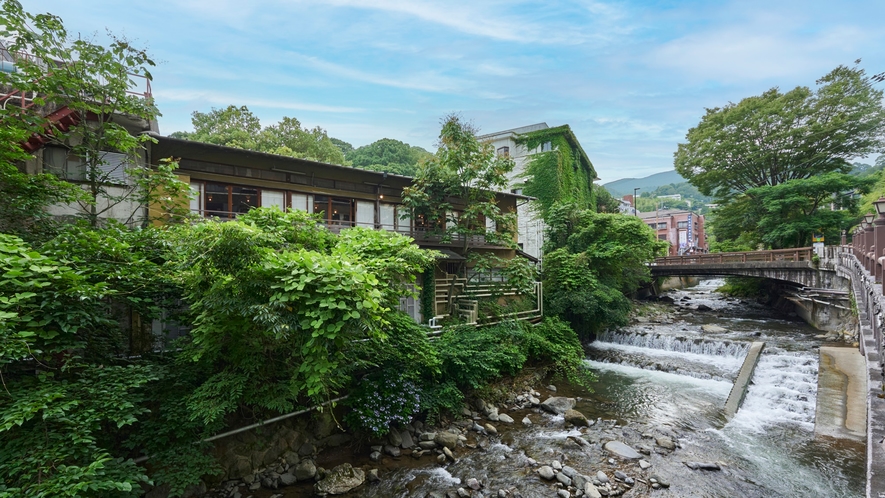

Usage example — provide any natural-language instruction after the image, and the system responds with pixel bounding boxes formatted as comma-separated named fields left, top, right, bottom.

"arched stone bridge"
left=650, top=247, right=845, bottom=289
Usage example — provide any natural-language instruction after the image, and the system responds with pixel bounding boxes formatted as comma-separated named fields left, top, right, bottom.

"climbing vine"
left=515, top=125, right=597, bottom=217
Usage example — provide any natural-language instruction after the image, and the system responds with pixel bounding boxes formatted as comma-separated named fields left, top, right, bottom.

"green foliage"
left=418, top=380, right=464, bottom=425
left=0, top=163, right=83, bottom=242
left=675, top=63, right=885, bottom=202
left=433, top=323, right=527, bottom=390
left=420, top=268, right=435, bottom=322
left=716, top=277, right=769, bottom=298
left=237, top=207, right=335, bottom=252
left=1, top=0, right=160, bottom=226
left=0, top=366, right=157, bottom=498
left=348, top=138, right=432, bottom=177
left=521, top=317, right=596, bottom=389
left=542, top=203, right=666, bottom=338
left=131, top=157, right=195, bottom=227
left=174, top=106, right=347, bottom=165
left=516, top=125, right=597, bottom=216
left=344, top=373, right=421, bottom=437
left=593, top=184, right=621, bottom=213
left=402, top=114, right=517, bottom=251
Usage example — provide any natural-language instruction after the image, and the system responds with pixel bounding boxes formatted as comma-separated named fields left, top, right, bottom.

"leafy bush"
left=434, top=323, right=527, bottom=390
left=344, top=374, right=421, bottom=437
left=520, top=317, right=596, bottom=389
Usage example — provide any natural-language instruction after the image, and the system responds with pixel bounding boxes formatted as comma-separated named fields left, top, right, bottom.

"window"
left=657, top=222, right=667, bottom=230
left=380, top=203, right=396, bottom=231
left=677, top=221, right=688, bottom=228
left=204, top=183, right=230, bottom=217
left=261, top=190, right=286, bottom=211
left=356, top=200, right=374, bottom=228
left=648, top=223, right=656, bottom=229
left=540, top=141, right=552, bottom=152
left=313, top=195, right=353, bottom=227
left=658, top=234, right=668, bottom=240
left=497, top=146, right=510, bottom=157
left=231, top=186, right=258, bottom=214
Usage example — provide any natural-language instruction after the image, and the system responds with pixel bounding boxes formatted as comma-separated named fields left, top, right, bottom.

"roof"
left=147, top=133, right=534, bottom=201
left=477, top=123, right=549, bottom=139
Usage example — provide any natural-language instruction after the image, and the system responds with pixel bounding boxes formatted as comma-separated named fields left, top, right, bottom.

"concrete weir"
left=724, top=341, right=765, bottom=419
left=815, top=347, right=867, bottom=441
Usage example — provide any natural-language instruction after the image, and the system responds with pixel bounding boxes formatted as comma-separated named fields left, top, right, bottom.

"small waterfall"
left=595, top=330, right=750, bottom=358
left=728, top=350, right=819, bottom=431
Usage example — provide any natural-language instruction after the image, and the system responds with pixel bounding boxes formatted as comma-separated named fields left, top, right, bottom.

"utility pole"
left=633, top=187, right=640, bottom=216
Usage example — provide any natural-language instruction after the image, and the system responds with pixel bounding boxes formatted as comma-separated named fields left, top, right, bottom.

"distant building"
left=478, top=123, right=597, bottom=261
left=621, top=194, right=638, bottom=215
left=639, top=209, right=707, bottom=256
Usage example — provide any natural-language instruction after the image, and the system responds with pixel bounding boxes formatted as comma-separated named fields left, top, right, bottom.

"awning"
left=432, top=248, right=466, bottom=261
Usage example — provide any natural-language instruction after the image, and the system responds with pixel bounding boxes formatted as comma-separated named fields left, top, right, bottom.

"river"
left=263, top=279, right=865, bottom=497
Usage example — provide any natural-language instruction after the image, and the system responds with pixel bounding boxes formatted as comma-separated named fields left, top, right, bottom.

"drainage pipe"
left=133, top=395, right=349, bottom=464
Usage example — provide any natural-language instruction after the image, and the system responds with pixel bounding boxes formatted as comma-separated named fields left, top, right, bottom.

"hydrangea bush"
left=344, top=375, right=421, bottom=437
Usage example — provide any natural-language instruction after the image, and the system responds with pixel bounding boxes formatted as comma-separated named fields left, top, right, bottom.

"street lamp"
left=633, top=187, right=640, bottom=216
left=873, top=198, right=885, bottom=284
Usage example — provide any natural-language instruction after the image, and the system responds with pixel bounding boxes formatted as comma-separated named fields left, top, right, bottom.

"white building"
left=478, top=123, right=597, bottom=262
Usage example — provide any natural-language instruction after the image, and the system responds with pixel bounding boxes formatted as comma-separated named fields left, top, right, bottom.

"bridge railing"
left=652, top=247, right=814, bottom=266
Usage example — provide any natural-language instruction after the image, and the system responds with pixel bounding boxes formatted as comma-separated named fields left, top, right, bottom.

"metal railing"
left=653, top=247, right=814, bottom=266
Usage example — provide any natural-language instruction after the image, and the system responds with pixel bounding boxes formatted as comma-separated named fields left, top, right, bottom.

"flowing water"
left=271, top=279, right=865, bottom=497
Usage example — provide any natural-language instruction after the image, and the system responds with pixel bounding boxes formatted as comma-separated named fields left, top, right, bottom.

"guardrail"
left=653, top=247, right=814, bottom=266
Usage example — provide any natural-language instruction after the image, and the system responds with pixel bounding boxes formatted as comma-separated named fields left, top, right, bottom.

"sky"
left=21, top=0, right=885, bottom=182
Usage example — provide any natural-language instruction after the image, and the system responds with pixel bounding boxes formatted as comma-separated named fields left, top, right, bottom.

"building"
left=639, top=209, right=707, bottom=256
left=478, top=123, right=597, bottom=261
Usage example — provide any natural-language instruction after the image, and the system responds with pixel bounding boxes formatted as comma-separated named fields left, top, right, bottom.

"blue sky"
left=23, top=0, right=885, bottom=182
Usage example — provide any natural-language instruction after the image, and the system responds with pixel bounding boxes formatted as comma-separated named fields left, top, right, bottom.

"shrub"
left=344, top=374, right=421, bottom=437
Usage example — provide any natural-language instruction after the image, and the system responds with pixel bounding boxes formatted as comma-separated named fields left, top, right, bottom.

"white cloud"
left=152, top=88, right=364, bottom=113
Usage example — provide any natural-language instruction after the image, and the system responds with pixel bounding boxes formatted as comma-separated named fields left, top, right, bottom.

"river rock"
left=564, top=409, right=591, bottom=427
left=522, top=416, right=532, bottom=426
left=443, top=446, right=455, bottom=461
left=596, top=471, right=610, bottom=483
left=484, top=423, right=498, bottom=435
left=487, top=407, right=499, bottom=421
left=696, top=304, right=712, bottom=311
left=528, top=396, right=541, bottom=406
left=400, top=431, right=414, bottom=448
left=557, top=490, right=570, bottom=498
left=388, top=430, right=403, bottom=447
left=584, top=483, right=602, bottom=498
left=369, top=450, right=381, bottom=461
left=551, top=460, right=562, bottom=471
left=655, top=436, right=676, bottom=450
left=457, top=488, right=470, bottom=498
left=420, top=432, right=436, bottom=441
left=538, top=466, right=556, bottom=480
left=614, top=470, right=628, bottom=481
left=540, top=397, right=576, bottom=414
left=604, top=441, right=641, bottom=459
left=561, top=466, right=578, bottom=479
left=701, top=324, right=727, bottom=333
left=684, top=461, right=721, bottom=471
left=650, top=474, right=670, bottom=487
left=434, top=432, right=459, bottom=450
left=556, top=472, right=572, bottom=486
left=498, top=413, right=515, bottom=424
left=280, top=470, right=298, bottom=486
left=366, top=469, right=379, bottom=482
left=467, top=477, right=481, bottom=490
left=294, top=460, right=317, bottom=481
left=418, top=441, right=437, bottom=450
left=383, top=444, right=401, bottom=457
left=639, top=459, right=651, bottom=470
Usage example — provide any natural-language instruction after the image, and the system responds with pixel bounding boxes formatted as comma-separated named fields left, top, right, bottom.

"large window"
left=313, top=195, right=353, bottom=227
left=677, top=221, right=688, bottom=228
left=43, top=146, right=131, bottom=184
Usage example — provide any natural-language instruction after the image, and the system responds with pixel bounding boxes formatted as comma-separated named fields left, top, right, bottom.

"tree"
left=402, top=115, right=517, bottom=252
left=675, top=64, right=885, bottom=201
left=173, top=106, right=347, bottom=165
left=542, top=203, right=666, bottom=339
left=349, top=138, right=432, bottom=176
left=0, top=1, right=160, bottom=227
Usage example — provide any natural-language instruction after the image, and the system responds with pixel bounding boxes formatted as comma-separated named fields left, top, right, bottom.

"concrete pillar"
left=876, top=215, right=885, bottom=283
left=866, top=225, right=875, bottom=273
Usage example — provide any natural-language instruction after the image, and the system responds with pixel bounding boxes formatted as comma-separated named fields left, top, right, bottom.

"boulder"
left=604, top=440, right=641, bottom=459
left=280, top=471, right=298, bottom=486
left=314, top=463, right=365, bottom=495
left=400, top=431, right=415, bottom=449
left=434, top=432, right=459, bottom=450
left=388, top=430, right=403, bottom=447
left=497, top=413, right=515, bottom=424
left=564, top=409, right=590, bottom=427
left=537, top=466, right=556, bottom=480
left=655, top=436, right=676, bottom=450
left=584, top=483, right=602, bottom=498
left=540, top=397, right=576, bottom=415
left=294, top=460, right=317, bottom=481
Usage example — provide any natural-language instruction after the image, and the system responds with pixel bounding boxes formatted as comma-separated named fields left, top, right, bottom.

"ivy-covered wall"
left=515, top=125, right=597, bottom=216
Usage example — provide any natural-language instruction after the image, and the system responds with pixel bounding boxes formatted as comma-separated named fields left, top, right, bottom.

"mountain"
left=603, top=170, right=687, bottom=197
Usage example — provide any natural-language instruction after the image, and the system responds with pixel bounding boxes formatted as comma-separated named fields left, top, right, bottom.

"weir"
left=723, top=341, right=765, bottom=420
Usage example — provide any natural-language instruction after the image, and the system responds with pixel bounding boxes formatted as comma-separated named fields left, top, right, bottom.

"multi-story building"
left=478, top=123, right=597, bottom=262
left=639, top=209, right=707, bottom=256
